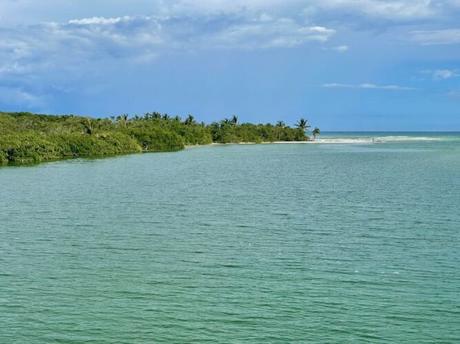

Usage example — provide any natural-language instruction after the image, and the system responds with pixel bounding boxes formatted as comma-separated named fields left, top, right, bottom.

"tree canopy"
left=0, top=111, right=317, bottom=166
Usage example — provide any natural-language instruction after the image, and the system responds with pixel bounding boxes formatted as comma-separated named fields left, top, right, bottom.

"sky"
left=0, top=0, right=459, bottom=130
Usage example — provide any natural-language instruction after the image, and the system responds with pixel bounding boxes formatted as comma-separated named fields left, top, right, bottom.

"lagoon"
left=1, top=133, right=460, bottom=343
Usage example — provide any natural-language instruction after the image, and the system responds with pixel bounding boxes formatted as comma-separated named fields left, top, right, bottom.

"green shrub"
left=52, top=132, right=142, bottom=157
left=0, top=133, right=61, bottom=164
left=126, top=127, right=185, bottom=152
left=0, top=112, right=313, bottom=166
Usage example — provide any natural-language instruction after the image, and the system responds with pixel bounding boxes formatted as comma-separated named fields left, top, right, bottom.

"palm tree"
left=312, top=127, right=321, bottom=140
left=296, top=118, right=311, bottom=141
left=116, top=114, right=129, bottom=128
left=275, top=121, right=285, bottom=140
left=222, top=118, right=231, bottom=126
left=296, top=118, right=310, bottom=132
left=184, top=114, right=196, bottom=125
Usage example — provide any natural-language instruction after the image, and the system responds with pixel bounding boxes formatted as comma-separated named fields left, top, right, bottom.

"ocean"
left=1, top=133, right=459, bottom=342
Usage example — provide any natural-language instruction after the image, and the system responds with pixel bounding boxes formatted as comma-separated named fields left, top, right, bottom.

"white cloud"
left=422, top=69, right=460, bottom=80
left=211, top=20, right=335, bottom=49
left=322, top=45, right=349, bottom=53
left=333, top=45, right=349, bottom=52
left=0, top=14, right=336, bottom=78
left=164, top=0, right=298, bottom=15
left=411, top=29, right=460, bottom=45
left=323, top=83, right=416, bottom=90
left=433, top=69, right=459, bottom=79
left=169, top=0, right=453, bottom=23
left=68, top=16, right=130, bottom=25
left=304, top=0, right=437, bottom=20
left=0, top=0, right=455, bottom=27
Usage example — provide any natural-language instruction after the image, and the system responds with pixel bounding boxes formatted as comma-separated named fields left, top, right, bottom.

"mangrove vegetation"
left=0, top=111, right=316, bottom=166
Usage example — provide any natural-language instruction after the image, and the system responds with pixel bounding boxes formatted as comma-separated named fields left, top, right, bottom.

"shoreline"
left=1, top=111, right=313, bottom=166
left=2, top=141, right=314, bottom=168
left=2, top=136, right=450, bottom=168
left=185, top=141, right=315, bottom=149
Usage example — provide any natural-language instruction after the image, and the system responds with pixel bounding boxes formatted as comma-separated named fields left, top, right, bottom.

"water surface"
left=1, top=133, right=460, bottom=343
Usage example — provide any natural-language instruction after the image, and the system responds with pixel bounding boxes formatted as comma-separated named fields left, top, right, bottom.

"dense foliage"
left=0, top=112, right=312, bottom=166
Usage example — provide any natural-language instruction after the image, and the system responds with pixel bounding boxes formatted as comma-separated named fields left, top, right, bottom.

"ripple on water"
left=1, top=140, right=460, bottom=343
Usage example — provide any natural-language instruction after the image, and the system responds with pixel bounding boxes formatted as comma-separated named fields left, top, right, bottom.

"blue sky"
left=0, top=0, right=459, bottom=130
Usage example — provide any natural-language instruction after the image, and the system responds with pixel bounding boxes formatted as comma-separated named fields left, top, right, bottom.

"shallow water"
left=1, top=133, right=460, bottom=343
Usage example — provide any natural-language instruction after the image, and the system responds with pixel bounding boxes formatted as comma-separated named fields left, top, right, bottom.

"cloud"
left=211, top=21, right=335, bottom=49
left=1, top=0, right=455, bottom=27
left=322, top=45, right=349, bottom=53
left=303, top=0, right=438, bottom=21
left=323, top=83, right=416, bottom=90
left=422, top=69, right=460, bottom=80
left=0, top=62, right=29, bottom=76
left=68, top=16, right=130, bottom=25
left=170, top=0, right=455, bottom=23
left=162, top=0, right=302, bottom=16
left=432, top=69, right=459, bottom=79
left=0, top=86, right=45, bottom=109
left=0, top=12, right=337, bottom=112
left=332, top=45, right=349, bottom=52
left=411, top=29, right=460, bottom=45
left=0, top=14, right=336, bottom=82
left=0, top=17, right=160, bottom=79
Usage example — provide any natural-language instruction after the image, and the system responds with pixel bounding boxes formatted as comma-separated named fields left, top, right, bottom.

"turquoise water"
left=1, top=133, right=460, bottom=343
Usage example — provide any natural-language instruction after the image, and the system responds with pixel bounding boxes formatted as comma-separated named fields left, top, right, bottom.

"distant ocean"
left=1, top=133, right=459, bottom=342
left=318, top=131, right=460, bottom=144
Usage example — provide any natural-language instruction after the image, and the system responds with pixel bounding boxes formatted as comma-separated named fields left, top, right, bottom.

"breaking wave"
left=316, top=136, right=444, bottom=144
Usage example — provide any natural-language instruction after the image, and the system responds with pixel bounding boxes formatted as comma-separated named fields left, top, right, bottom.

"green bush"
left=52, top=132, right=142, bottom=157
left=126, top=127, right=185, bottom=152
left=0, top=133, right=61, bottom=164
left=0, top=112, right=313, bottom=166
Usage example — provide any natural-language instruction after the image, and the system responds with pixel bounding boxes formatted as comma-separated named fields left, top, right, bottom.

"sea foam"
left=316, top=136, right=443, bottom=144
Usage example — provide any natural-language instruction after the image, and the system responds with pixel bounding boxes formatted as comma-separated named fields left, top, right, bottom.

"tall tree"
left=116, top=114, right=129, bottom=128
left=184, top=114, right=196, bottom=125
left=296, top=118, right=311, bottom=132
left=222, top=118, right=231, bottom=126
left=312, top=127, right=321, bottom=140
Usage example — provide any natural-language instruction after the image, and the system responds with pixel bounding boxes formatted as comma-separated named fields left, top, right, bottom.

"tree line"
left=0, top=111, right=320, bottom=166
